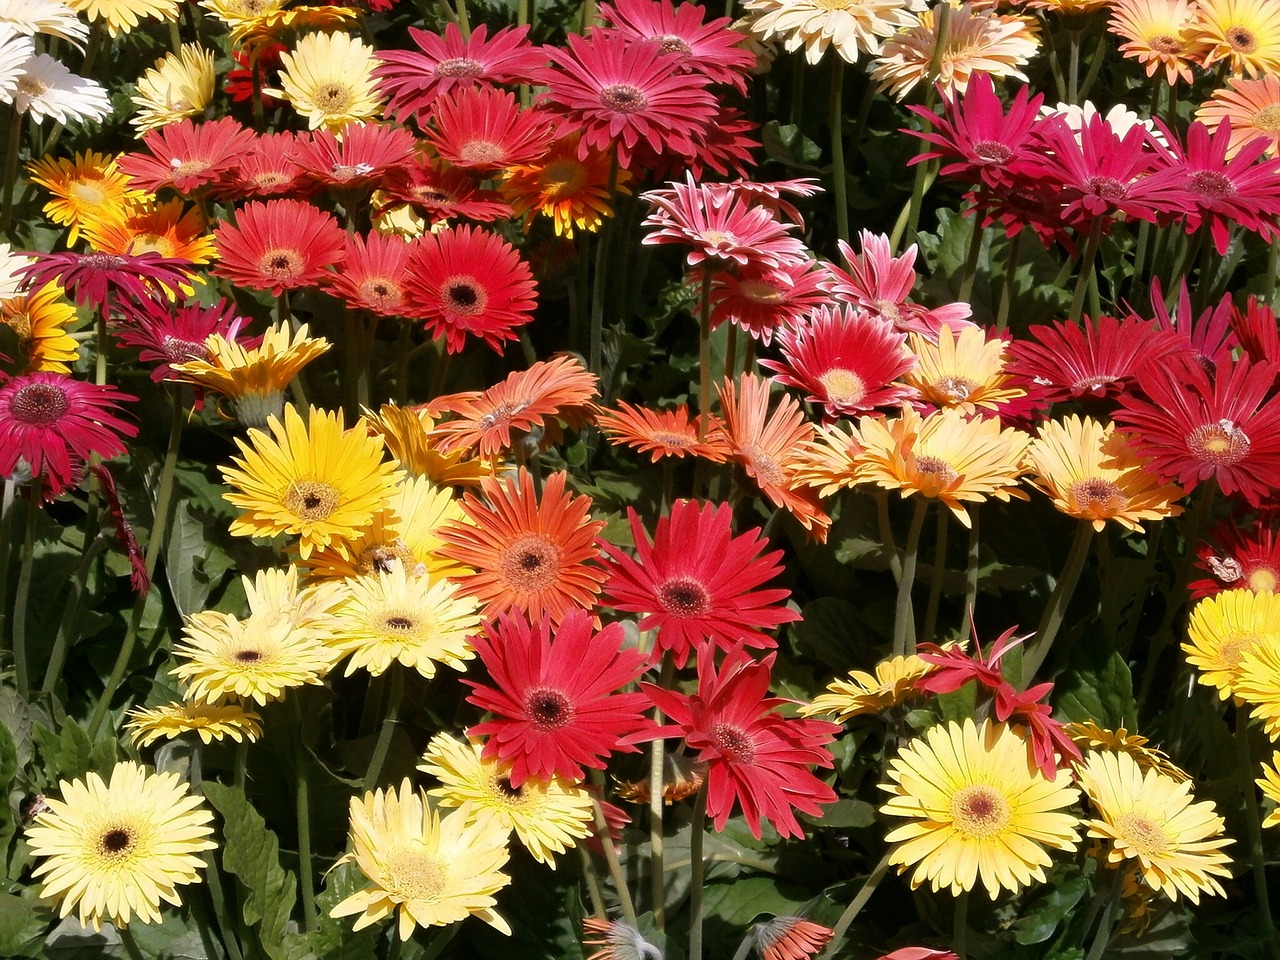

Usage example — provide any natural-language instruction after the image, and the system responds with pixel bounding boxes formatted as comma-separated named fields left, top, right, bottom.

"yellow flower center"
left=385, top=849, right=447, bottom=901
left=459, top=141, right=506, bottom=165
left=818, top=368, right=866, bottom=406
left=498, top=533, right=562, bottom=592
left=284, top=481, right=340, bottom=521
left=132, top=232, right=174, bottom=257
left=738, top=278, right=786, bottom=304
left=358, top=277, right=403, bottom=313
left=1146, top=33, right=1182, bottom=55
left=71, top=179, right=107, bottom=205
left=1218, top=630, right=1264, bottom=669
left=356, top=541, right=416, bottom=575
left=1254, top=105, right=1280, bottom=131
left=2, top=304, right=32, bottom=343
left=1069, top=477, right=1129, bottom=519
left=17, top=76, right=48, bottom=98
left=1189, top=419, right=1251, bottom=465
left=737, top=441, right=787, bottom=487
left=312, top=82, right=355, bottom=114
left=1114, top=811, right=1170, bottom=857
left=540, top=159, right=588, bottom=198
left=1249, top=567, right=1279, bottom=592
left=811, top=0, right=854, bottom=10
left=949, top=784, right=1012, bottom=838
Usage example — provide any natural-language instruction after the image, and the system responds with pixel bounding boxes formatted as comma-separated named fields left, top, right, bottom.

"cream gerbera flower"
left=271, top=31, right=384, bottom=131
left=904, top=324, right=1025, bottom=414
left=330, top=780, right=513, bottom=940
left=801, top=654, right=933, bottom=720
left=126, top=701, right=264, bottom=746
left=0, top=0, right=89, bottom=47
left=26, top=761, right=216, bottom=930
left=131, top=43, right=216, bottom=132
left=64, top=0, right=178, bottom=36
left=419, top=733, right=595, bottom=866
left=1183, top=588, right=1280, bottom=700
left=742, top=0, right=926, bottom=65
left=0, top=241, right=33, bottom=299
left=880, top=719, right=1081, bottom=898
left=12, top=53, right=111, bottom=125
left=1075, top=750, right=1233, bottom=903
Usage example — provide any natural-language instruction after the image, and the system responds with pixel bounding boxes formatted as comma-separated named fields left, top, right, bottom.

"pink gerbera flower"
left=600, top=500, right=801, bottom=668
left=218, top=131, right=308, bottom=200
left=118, top=117, right=257, bottom=194
left=425, top=86, right=554, bottom=172
left=707, top=259, right=830, bottom=344
left=380, top=157, right=513, bottom=223
left=640, top=646, right=838, bottom=839
left=403, top=224, right=536, bottom=353
left=0, top=372, right=137, bottom=493
left=290, top=123, right=417, bottom=189
left=17, top=251, right=194, bottom=312
left=761, top=305, right=917, bottom=418
left=598, top=0, right=756, bottom=91
left=325, top=231, right=419, bottom=317
left=1144, top=278, right=1238, bottom=372
left=465, top=608, right=652, bottom=787
left=537, top=31, right=717, bottom=166
left=212, top=199, right=345, bottom=296
left=113, top=297, right=246, bottom=381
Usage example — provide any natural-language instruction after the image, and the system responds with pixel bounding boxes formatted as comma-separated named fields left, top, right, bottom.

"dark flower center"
left=1085, top=175, right=1127, bottom=201
left=525, top=687, right=575, bottom=730
left=711, top=722, right=755, bottom=764
left=234, top=649, right=263, bottom=662
left=1188, top=169, right=1235, bottom=200
left=972, top=140, right=1014, bottom=164
left=600, top=83, right=649, bottom=114
left=657, top=576, right=713, bottom=618
left=100, top=828, right=133, bottom=855
left=359, top=277, right=403, bottom=312
left=1227, top=26, right=1258, bottom=53
left=384, top=615, right=415, bottom=631
left=495, top=776, right=523, bottom=798
left=258, top=248, right=305, bottom=281
left=435, top=57, right=484, bottom=78
left=81, top=252, right=129, bottom=270
left=442, top=277, right=486, bottom=316
left=1148, top=33, right=1181, bottom=54
left=10, top=382, right=70, bottom=425
left=499, top=533, right=562, bottom=592
left=284, top=480, right=340, bottom=520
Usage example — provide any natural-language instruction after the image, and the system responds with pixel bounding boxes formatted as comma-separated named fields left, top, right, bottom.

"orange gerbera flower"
left=1197, top=75, right=1280, bottom=158
left=438, top=469, right=608, bottom=624
left=80, top=198, right=217, bottom=264
left=501, top=133, right=632, bottom=239
left=718, top=374, right=830, bottom=539
left=429, top=355, right=599, bottom=457
left=792, top=421, right=865, bottom=498
left=595, top=400, right=731, bottom=462
left=1109, top=0, right=1211, bottom=86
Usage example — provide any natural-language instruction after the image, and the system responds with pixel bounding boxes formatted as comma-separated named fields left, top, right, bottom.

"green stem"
left=1236, top=711, right=1280, bottom=959
left=995, top=231, right=1023, bottom=333
left=648, top=654, right=674, bottom=931
left=1022, top=522, right=1094, bottom=685
left=818, top=851, right=892, bottom=959
left=588, top=774, right=637, bottom=927
left=922, top=506, right=949, bottom=645
left=730, top=933, right=755, bottom=960
left=454, top=0, right=471, bottom=37
left=1077, top=30, right=1109, bottom=102
left=589, top=152, right=619, bottom=378
left=578, top=844, right=608, bottom=919
left=1069, top=219, right=1104, bottom=324
left=1083, top=869, right=1125, bottom=960
left=892, top=499, right=929, bottom=657
left=119, top=925, right=146, bottom=960
left=363, top=667, right=404, bottom=792
left=0, top=105, right=22, bottom=239
left=202, top=848, right=246, bottom=960
left=689, top=783, right=707, bottom=960
left=427, top=339, right=450, bottom=400
left=876, top=491, right=903, bottom=586
left=829, top=57, right=848, bottom=246
left=0, top=479, right=14, bottom=652
left=957, top=208, right=985, bottom=304
left=961, top=505, right=980, bottom=639
left=293, top=697, right=316, bottom=933
left=954, top=892, right=970, bottom=960
left=234, top=740, right=248, bottom=788
left=1042, top=14, right=1066, bottom=101
left=1067, top=29, right=1081, bottom=104
left=41, top=534, right=110, bottom=695
left=11, top=478, right=41, bottom=698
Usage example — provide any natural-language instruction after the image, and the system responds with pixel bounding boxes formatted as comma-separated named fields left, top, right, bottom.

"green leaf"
left=203, top=781, right=299, bottom=960
left=0, top=721, right=18, bottom=864
left=791, top=598, right=868, bottom=672
left=1012, top=872, right=1089, bottom=945
left=32, top=716, right=114, bottom=784
left=280, top=863, right=378, bottom=960
left=761, top=121, right=823, bottom=168
left=802, top=799, right=874, bottom=829
left=701, top=875, right=812, bottom=926
left=1055, top=644, right=1135, bottom=730
left=163, top=502, right=216, bottom=618
left=0, top=893, right=50, bottom=957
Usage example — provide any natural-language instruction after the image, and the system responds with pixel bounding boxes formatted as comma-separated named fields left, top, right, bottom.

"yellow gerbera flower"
left=201, top=0, right=360, bottom=47
left=1234, top=640, right=1280, bottom=738
left=65, top=0, right=178, bottom=36
left=27, top=151, right=147, bottom=244
left=419, top=733, right=595, bottom=867
left=1257, top=751, right=1280, bottom=828
left=1, top=282, right=79, bottom=373
left=501, top=134, right=632, bottom=239
left=271, top=31, right=384, bottom=131
left=880, top=718, right=1081, bottom=898
left=792, top=421, right=866, bottom=498
left=221, top=404, right=404, bottom=560
left=330, top=780, right=513, bottom=940
left=1075, top=750, right=1232, bottom=903
left=801, top=654, right=933, bottom=721
left=125, top=701, right=264, bottom=747
left=366, top=403, right=492, bottom=489
left=26, top=762, right=216, bottom=930
left=1025, top=416, right=1185, bottom=532
left=1183, top=588, right=1280, bottom=701
left=856, top=404, right=1030, bottom=528
left=1195, top=0, right=1280, bottom=77
left=80, top=198, right=218, bottom=265
left=1064, top=721, right=1189, bottom=783
left=904, top=324, right=1024, bottom=415
left=131, top=43, right=216, bottom=132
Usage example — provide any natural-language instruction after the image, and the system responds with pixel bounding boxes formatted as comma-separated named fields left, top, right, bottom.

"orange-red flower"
left=594, top=400, right=730, bottom=462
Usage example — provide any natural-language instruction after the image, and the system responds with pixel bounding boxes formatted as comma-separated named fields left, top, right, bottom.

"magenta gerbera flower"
left=600, top=499, right=801, bottom=668
left=464, top=608, right=652, bottom=787
left=0, top=372, right=137, bottom=493
left=113, top=297, right=246, bottom=381
left=289, top=123, right=417, bottom=189
left=425, top=86, right=554, bottom=172
left=536, top=31, right=717, bottom=166
left=598, top=0, right=756, bottom=91
left=17, top=251, right=194, bottom=312
left=1192, top=515, right=1280, bottom=599
left=1233, top=296, right=1280, bottom=365
left=118, top=117, right=257, bottom=195
left=707, top=259, right=830, bottom=344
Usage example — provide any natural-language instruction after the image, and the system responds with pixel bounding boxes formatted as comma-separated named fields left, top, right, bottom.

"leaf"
left=0, top=721, right=18, bottom=863
left=164, top=502, right=215, bottom=618
left=701, top=875, right=813, bottom=926
left=1012, top=871, right=1089, bottom=945
left=1055, top=644, right=1135, bottom=730
left=801, top=799, right=874, bottom=829
left=32, top=716, right=113, bottom=784
left=791, top=598, right=868, bottom=672
left=280, top=862, right=378, bottom=960
left=0, top=893, right=50, bottom=957
left=761, top=121, right=823, bottom=169
left=203, top=781, right=299, bottom=960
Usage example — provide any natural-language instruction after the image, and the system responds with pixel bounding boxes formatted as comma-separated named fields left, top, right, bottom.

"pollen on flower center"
left=234, top=649, right=264, bottom=662
left=972, top=140, right=1014, bottom=163
left=442, top=278, right=487, bottom=315
left=657, top=576, right=713, bottom=618
left=82, top=252, right=129, bottom=270
left=818, top=368, right=866, bottom=405
left=914, top=455, right=960, bottom=492
left=1115, top=811, right=1171, bottom=856
left=11, top=382, right=70, bottom=424
left=711, top=722, right=756, bottom=763
left=737, top=441, right=787, bottom=487
left=934, top=375, right=977, bottom=403
left=1147, top=33, right=1181, bottom=54
left=382, top=613, right=417, bottom=632
left=356, top=541, right=415, bottom=575
left=3, top=307, right=32, bottom=342
left=1085, top=175, right=1128, bottom=201
left=1189, top=170, right=1235, bottom=200
left=1189, top=419, right=1251, bottom=465
left=435, top=57, right=484, bottom=78
left=1218, top=631, right=1263, bottom=668
left=258, top=249, right=304, bottom=280
left=1226, top=26, right=1258, bottom=53
left=540, top=159, right=588, bottom=196
left=1073, top=372, right=1118, bottom=393
left=17, top=76, right=48, bottom=97
left=385, top=849, right=448, bottom=901
left=600, top=83, right=649, bottom=114
left=1249, top=567, right=1279, bottom=592
left=949, top=784, right=1011, bottom=838
left=738, top=279, right=786, bottom=304
left=171, top=157, right=212, bottom=179
left=651, top=430, right=693, bottom=448
left=313, top=83, right=354, bottom=112
left=98, top=827, right=134, bottom=857
left=657, top=34, right=692, bottom=55
left=1255, top=105, right=1280, bottom=131
left=72, top=182, right=106, bottom=204
left=1070, top=477, right=1129, bottom=517
left=460, top=140, right=506, bottom=165
left=161, top=336, right=210, bottom=364
left=360, top=278, right=403, bottom=312
left=498, top=534, right=562, bottom=591
left=525, top=686, right=576, bottom=729
left=284, top=480, right=341, bottom=520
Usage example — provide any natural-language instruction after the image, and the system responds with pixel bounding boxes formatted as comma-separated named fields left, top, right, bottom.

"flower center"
left=1069, top=477, right=1129, bottom=518
left=600, top=83, right=649, bottom=114
left=1219, top=630, right=1264, bottom=669
left=82, top=252, right=128, bottom=270
left=972, top=140, right=1014, bottom=164
left=10, top=382, right=70, bottom=424
left=818, top=368, right=866, bottom=406
left=738, top=278, right=787, bottom=304
left=540, top=158, right=588, bottom=197
left=385, top=850, right=447, bottom=901
left=524, top=686, right=575, bottom=729
left=1147, top=33, right=1181, bottom=54
left=1085, top=175, right=1128, bottom=201
left=1226, top=26, right=1258, bottom=53
left=494, top=775, right=525, bottom=802
left=283, top=480, right=340, bottom=520
left=913, top=455, right=959, bottom=494
left=435, top=57, right=484, bottom=78
left=359, top=277, right=403, bottom=312
left=234, top=649, right=264, bottom=662
left=98, top=826, right=135, bottom=857
left=1072, top=372, right=1118, bottom=394
left=459, top=140, right=506, bottom=165
left=710, top=722, right=756, bottom=763
left=1254, top=104, right=1280, bottom=131
left=1249, top=566, right=1279, bottom=592
left=736, top=441, right=787, bottom=488
left=1189, top=419, right=1251, bottom=465
left=874, top=299, right=903, bottom=325
left=381, top=613, right=417, bottom=633
left=162, top=335, right=210, bottom=364
left=356, top=541, right=415, bottom=575
left=657, top=34, right=692, bottom=55
left=170, top=157, right=213, bottom=180
left=949, top=784, right=1012, bottom=838
left=441, top=277, right=487, bottom=316
left=312, top=82, right=355, bottom=113
left=1188, top=169, right=1235, bottom=200
left=650, top=430, right=693, bottom=448
left=1114, top=811, right=1170, bottom=857
left=933, top=375, right=977, bottom=404
left=657, top=576, right=713, bottom=618
left=498, top=533, right=562, bottom=592
left=16, top=75, right=48, bottom=98
left=257, top=248, right=304, bottom=281
left=71, top=180, right=106, bottom=205
left=1, top=304, right=32, bottom=343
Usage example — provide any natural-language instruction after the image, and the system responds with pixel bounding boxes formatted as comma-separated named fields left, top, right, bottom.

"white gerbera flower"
left=0, top=23, right=35, bottom=102
left=13, top=53, right=110, bottom=124
left=0, top=242, right=34, bottom=300
left=0, top=0, right=89, bottom=48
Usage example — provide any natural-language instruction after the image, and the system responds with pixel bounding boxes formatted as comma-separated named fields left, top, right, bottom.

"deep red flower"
left=995, top=685, right=1083, bottom=779
left=465, top=608, right=652, bottom=787
left=537, top=31, right=717, bottom=166
left=1144, top=277, right=1237, bottom=372
left=600, top=500, right=800, bottom=668
left=707, top=259, right=830, bottom=344
left=403, top=224, right=536, bottom=353
left=0, top=372, right=137, bottom=493
left=1114, top=351, right=1280, bottom=505
left=641, top=646, right=838, bottom=839
left=113, top=296, right=246, bottom=381
left=91, top=462, right=148, bottom=593
left=598, top=0, right=756, bottom=91
left=1233, top=296, right=1280, bottom=365
left=916, top=626, right=1026, bottom=700
left=1192, top=516, right=1280, bottom=598
left=425, top=86, right=554, bottom=172
left=118, top=117, right=257, bottom=194
left=665, top=106, right=760, bottom=180
left=380, top=157, right=513, bottom=223
left=212, top=199, right=345, bottom=296
left=290, top=123, right=416, bottom=189
left=224, top=43, right=285, bottom=106
left=16, top=251, right=194, bottom=312
left=324, top=231, right=419, bottom=317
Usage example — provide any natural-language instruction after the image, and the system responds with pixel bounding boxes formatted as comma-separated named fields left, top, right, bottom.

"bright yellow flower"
left=801, top=654, right=933, bottom=720
left=65, top=0, right=179, bottom=36
left=1183, top=588, right=1280, bottom=701
left=904, top=324, right=1024, bottom=414
left=27, top=151, right=147, bottom=244
left=365, top=403, right=492, bottom=489
left=1064, top=721, right=1189, bottom=783
left=1109, top=0, right=1211, bottom=85
left=1, top=282, right=79, bottom=373
left=1257, top=751, right=1280, bottom=829
left=1235, top=640, right=1280, bottom=738
left=1195, top=0, right=1280, bottom=77
left=125, top=701, right=264, bottom=746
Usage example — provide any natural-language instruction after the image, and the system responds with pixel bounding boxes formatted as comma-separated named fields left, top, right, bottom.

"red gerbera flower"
left=403, top=224, right=537, bottom=353
left=1144, top=277, right=1237, bottom=372
left=118, top=117, right=257, bottom=195
left=90, top=462, right=148, bottom=593
left=537, top=31, right=717, bottom=166
left=601, top=500, right=800, bottom=668
left=598, top=0, right=756, bottom=92
left=218, top=132, right=308, bottom=200
left=375, top=22, right=547, bottom=123
left=224, top=43, right=285, bottom=106
left=380, top=157, right=513, bottom=223
left=465, top=608, right=651, bottom=787
left=760, top=305, right=917, bottom=419
left=426, top=86, right=554, bottom=172
left=706, top=259, right=829, bottom=344
left=113, top=296, right=246, bottom=381
left=1192, top=516, right=1280, bottom=598
left=641, top=646, right=838, bottom=839
left=324, top=231, right=419, bottom=317
left=0, top=372, right=137, bottom=493
left=17, top=251, right=194, bottom=312
left=1233, top=296, right=1280, bottom=365
left=290, top=122, right=417, bottom=189
left=212, top=199, right=345, bottom=296
left=1114, top=351, right=1280, bottom=505
left=665, top=106, right=760, bottom=180
left=997, top=687, right=1083, bottom=780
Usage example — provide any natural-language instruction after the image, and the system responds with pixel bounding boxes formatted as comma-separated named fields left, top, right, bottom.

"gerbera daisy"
left=290, top=122, right=417, bottom=190
left=380, top=156, right=514, bottom=225
left=595, top=401, right=731, bottom=462
left=0, top=372, right=135, bottom=492
left=0, top=25, right=31, bottom=101
left=1025, top=416, right=1185, bottom=532
left=64, top=0, right=176, bottom=36
left=0, top=0, right=89, bottom=46
left=226, top=5, right=360, bottom=48
left=366, top=403, right=492, bottom=489
left=801, top=653, right=934, bottom=721
left=1192, top=518, right=1280, bottom=598
left=753, top=918, right=835, bottom=960
left=501, top=133, right=631, bottom=238
left=1197, top=75, right=1280, bottom=157
left=535, top=31, right=717, bottom=166
left=707, top=259, right=830, bottom=343
left=420, top=733, right=595, bottom=866
left=1258, top=752, right=1280, bottom=828
left=1, top=281, right=79, bottom=374
left=601, top=500, right=799, bottom=666
left=374, top=22, right=546, bottom=123
left=131, top=43, right=215, bottom=132
left=331, top=781, right=512, bottom=940
left=80, top=198, right=217, bottom=265
left=0, top=241, right=29, bottom=299
left=1229, top=640, right=1280, bottom=737
left=426, top=86, right=553, bottom=172
left=271, top=30, right=385, bottom=131
left=1170, top=119, right=1280, bottom=254
left=1075, top=750, right=1232, bottom=902
left=240, top=563, right=345, bottom=635
left=429, top=355, right=599, bottom=457
left=11, top=53, right=111, bottom=125
left=464, top=608, right=651, bottom=786
left=438, top=469, right=607, bottom=624
left=125, top=701, right=264, bottom=747
left=582, top=918, right=663, bottom=960
left=118, top=117, right=257, bottom=195
left=601, top=0, right=756, bottom=90
left=743, top=0, right=925, bottom=65
left=323, top=231, right=417, bottom=317
left=402, top=224, right=537, bottom=354
left=1183, top=588, right=1280, bottom=700
left=220, top=404, right=404, bottom=559
left=1195, top=0, right=1280, bottom=77
left=115, top=296, right=241, bottom=383
left=642, top=646, right=839, bottom=839
left=1114, top=352, right=1280, bottom=506
left=1065, top=720, right=1189, bottom=782
left=212, top=198, right=345, bottom=297
left=327, top=565, right=481, bottom=678
left=27, top=151, right=145, bottom=244
left=1109, top=0, right=1210, bottom=85
left=880, top=718, right=1080, bottom=898
left=223, top=41, right=285, bottom=107
left=16, top=250, right=192, bottom=312
left=26, top=762, right=215, bottom=931
left=220, top=130, right=308, bottom=199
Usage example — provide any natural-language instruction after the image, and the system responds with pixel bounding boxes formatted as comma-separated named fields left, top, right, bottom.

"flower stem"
left=648, top=654, right=674, bottom=930
left=957, top=208, right=984, bottom=304
left=1067, top=29, right=1082, bottom=104
left=1236, top=711, right=1280, bottom=959
left=961, top=505, right=980, bottom=639
left=954, top=892, right=970, bottom=960
left=589, top=152, right=619, bottom=379
left=922, top=506, right=949, bottom=645
left=892, top=499, right=929, bottom=657
left=202, top=847, right=246, bottom=960
left=876, top=491, right=903, bottom=585
left=689, top=782, right=707, bottom=960
left=363, top=666, right=404, bottom=793
left=1078, top=30, right=1109, bottom=103
left=829, top=57, right=849, bottom=246
left=578, top=844, right=608, bottom=919
left=119, top=925, right=146, bottom=960
left=0, top=105, right=22, bottom=240
left=41, top=533, right=110, bottom=696
left=818, top=850, right=892, bottom=959
left=588, top=773, right=637, bottom=927
left=0, top=479, right=15, bottom=652
left=1083, top=869, right=1125, bottom=960
left=995, top=231, right=1022, bottom=333
left=1022, top=522, right=1094, bottom=685
left=293, top=696, right=317, bottom=933
left=1069, top=219, right=1104, bottom=324
left=697, top=268, right=714, bottom=440
left=11, top=478, right=41, bottom=698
